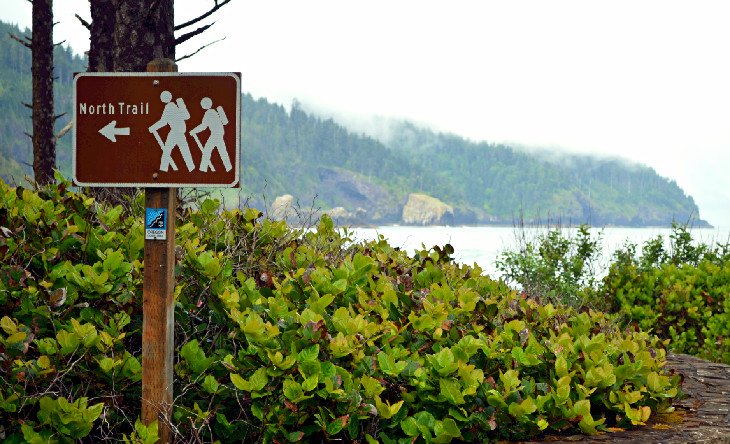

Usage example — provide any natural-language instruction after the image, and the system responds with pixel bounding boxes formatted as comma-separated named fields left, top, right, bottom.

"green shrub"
left=0, top=178, right=680, bottom=442
left=496, top=224, right=604, bottom=308
left=600, top=226, right=730, bottom=364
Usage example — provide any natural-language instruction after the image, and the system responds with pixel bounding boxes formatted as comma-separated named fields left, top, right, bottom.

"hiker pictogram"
left=148, top=91, right=196, bottom=172
left=190, top=97, right=232, bottom=173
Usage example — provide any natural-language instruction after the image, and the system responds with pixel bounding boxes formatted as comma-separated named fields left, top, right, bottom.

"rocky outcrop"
left=402, top=193, right=454, bottom=225
left=325, top=206, right=367, bottom=225
left=269, top=194, right=295, bottom=221
left=318, top=168, right=400, bottom=222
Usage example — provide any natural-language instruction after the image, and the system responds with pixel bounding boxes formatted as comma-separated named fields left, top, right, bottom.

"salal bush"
left=600, top=226, right=730, bottom=364
left=0, top=179, right=680, bottom=442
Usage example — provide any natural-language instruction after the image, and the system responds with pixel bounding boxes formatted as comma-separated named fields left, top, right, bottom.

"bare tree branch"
left=176, top=37, right=226, bottom=62
left=9, top=33, right=32, bottom=49
left=175, top=0, right=232, bottom=31
left=55, top=120, right=73, bottom=141
left=54, top=40, right=67, bottom=47
left=174, top=22, right=215, bottom=46
left=22, top=102, right=32, bottom=109
left=75, top=14, right=91, bottom=31
left=54, top=112, right=67, bottom=121
left=24, top=132, right=33, bottom=139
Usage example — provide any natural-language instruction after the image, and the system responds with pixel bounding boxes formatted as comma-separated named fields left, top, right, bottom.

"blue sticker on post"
left=145, top=208, right=167, bottom=240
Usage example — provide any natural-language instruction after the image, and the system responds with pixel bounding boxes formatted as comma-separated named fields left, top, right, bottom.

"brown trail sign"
left=73, top=60, right=241, bottom=442
left=73, top=72, right=241, bottom=187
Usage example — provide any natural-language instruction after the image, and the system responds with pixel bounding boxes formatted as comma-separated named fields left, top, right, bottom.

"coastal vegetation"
left=498, top=223, right=730, bottom=365
left=0, top=178, right=685, bottom=442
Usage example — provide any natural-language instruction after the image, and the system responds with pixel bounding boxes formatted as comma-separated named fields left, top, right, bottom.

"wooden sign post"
left=72, top=60, right=241, bottom=443
left=141, top=187, right=176, bottom=440
left=141, top=59, right=177, bottom=442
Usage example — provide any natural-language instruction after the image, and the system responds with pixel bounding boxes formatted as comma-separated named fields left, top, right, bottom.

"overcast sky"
left=4, top=1, right=730, bottom=227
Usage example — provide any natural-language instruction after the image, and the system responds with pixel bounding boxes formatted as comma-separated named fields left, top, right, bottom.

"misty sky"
left=4, top=1, right=730, bottom=226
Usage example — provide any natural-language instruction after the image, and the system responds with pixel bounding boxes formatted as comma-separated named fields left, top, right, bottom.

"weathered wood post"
left=141, top=58, right=177, bottom=442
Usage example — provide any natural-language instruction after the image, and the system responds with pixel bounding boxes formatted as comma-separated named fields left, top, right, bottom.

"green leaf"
left=201, top=198, right=220, bottom=214
left=70, top=318, right=98, bottom=348
left=302, top=375, right=318, bottom=392
left=361, top=375, right=385, bottom=398
left=555, top=355, right=568, bottom=378
left=439, top=378, right=465, bottom=405
left=330, top=332, right=354, bottom=358
left=283, top=378, right=312, bottom=403
left=299, top=358, right=322, bottom=379
left=434, top=347, right=457, bottom=375
left=98, top=356, right=120, bottom=373
left=231, top=368, right=268, bottom=392
left=101, top=249, right=128, bottom=275
left=6, top=331, right=27, bottom=344
left=133, top=418, right=160, bottom=444
left=121, top=353, right=142, bottom=381
left=511, top=347, right=541, bottom=366
left=326, top=415, right=347, bottom=436
left=374, top=397, right=404, bottom=419
left=251, top=403, right=264, bottom=421
left=180, top=340, right=214, bottom=375
left=508, top=397, right=537, bottom=418
left=331, top=279, right=347, bottom=294
left=365, top=434, right=379, bottom=444
left=448, top=407, right=468, bottom=422
left=433, top=417, right=462, bottom=442
left=401, top=417, right=419, bottom=436
left=267, top=350, right=296, bottom=370
left=414, top=411, right=436, bottom=436
left=500, top=369, right=521, bottom=391
left=377, top=351, right=407, bottom=377
left=298, top=344, right=320, bottom=363
left=37, top=396, right=103, bottom=439
left=309, top=293, right=336, bottom=314
left=202, top=375, right=220, bottom=394
left=56, top=330, right=81, bottom=355
left=647, top=371, right=662, bottom=391
left=573, top=399, right=591, bottom=418
left=1, top=316, right=17, bottom=335
left=554, top=384, right=571, bottom=405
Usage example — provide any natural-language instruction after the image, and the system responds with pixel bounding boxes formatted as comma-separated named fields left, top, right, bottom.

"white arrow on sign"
left=99, top=120, right=130, bottom=142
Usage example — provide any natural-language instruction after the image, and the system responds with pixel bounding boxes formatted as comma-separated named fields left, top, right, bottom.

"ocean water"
left=350, top=225, right=730, bottom=278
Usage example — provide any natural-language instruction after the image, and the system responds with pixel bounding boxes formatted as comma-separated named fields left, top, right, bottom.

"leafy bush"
left=600, top=225, right=730, bottom=364
left=0, top=179, right=680, bottom=442
left=496, top=224, right=604, bottom=308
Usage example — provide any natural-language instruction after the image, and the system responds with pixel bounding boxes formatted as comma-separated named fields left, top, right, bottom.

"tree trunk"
left=111, top=0, right=175, bottom=71
left=31, top=0, right=56, bottom=185
left=89, top=0, right=115, bottom=72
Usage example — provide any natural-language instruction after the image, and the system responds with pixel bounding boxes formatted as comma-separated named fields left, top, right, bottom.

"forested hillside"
left=384, top=122, right=705, bottom=226
left=0, top=21, right=83, bottom=182
left=0, top=20, right=707, bottom=226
